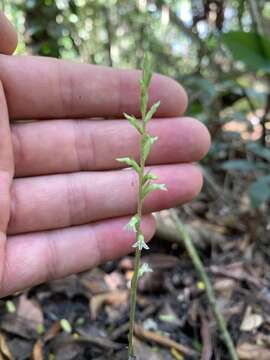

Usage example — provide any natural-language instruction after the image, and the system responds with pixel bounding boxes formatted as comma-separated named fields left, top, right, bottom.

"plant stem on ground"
left=171, top=209, right=239, bottom=360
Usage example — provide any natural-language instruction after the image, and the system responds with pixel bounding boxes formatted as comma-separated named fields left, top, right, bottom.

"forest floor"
left=0, top=182, right=270, bottom=360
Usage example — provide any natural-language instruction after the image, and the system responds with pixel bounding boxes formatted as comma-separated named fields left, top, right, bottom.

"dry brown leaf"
left=214, top=278, right=236, bottom=298
left=240, top=306, right=263, bottom=332
left=43, top=321, right=61, bottom=343
left=104, top=271, right=125, bottom=291
left=0, top=333, right=13, bottom=360
left=210, top=263, right=261, bottom=287
left=90, top=290, right=129, bottom=320
left=80, top=268, right=109, bottom=294
left=133, top=337, right=164, bottom=360
left=141, top=254, right=179, bottom=270
left=237, top=343, right=270, bottom=360
left=32, top=339, right=43, bottom=360
left=119, top=253, right=180, bottom=271
left=17, top=295, right=43, bottom=330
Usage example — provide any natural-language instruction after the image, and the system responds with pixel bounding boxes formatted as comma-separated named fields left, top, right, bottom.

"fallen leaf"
left=43, top=321, right=61, bottom=343
left=141, top=254, right=180, bottom=270
left=17, top=295, right=43, bottom=331
left=0, top=333, right=13, bottom=360
left=210, top=263, right=261, bottom=287
left=32, top=339, right=43, bottom=360
left=133, top=337, right=164, bottom=360
left=80, top=268, right=109, bottom=295
left=237, top=343, right=270, bottom=360
left=240, top=306, right=263, bottom=332
left=48, top=275, right=85, bottom=298
left=1, top=314, right=37, bottom=340
left=90, top=290, right=129, bottom=320
left=104, top=271, right=125, bottom=291
left=214, top=278, right=236, bottom=298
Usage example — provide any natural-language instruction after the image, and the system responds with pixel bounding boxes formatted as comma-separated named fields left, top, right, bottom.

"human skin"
left=0, top=13, right=211, bottom=297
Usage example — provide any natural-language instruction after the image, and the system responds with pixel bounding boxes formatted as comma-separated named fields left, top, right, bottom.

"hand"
left=0, top=12, right=17, bottom=54
left=0, top=14, right=210, bottom=297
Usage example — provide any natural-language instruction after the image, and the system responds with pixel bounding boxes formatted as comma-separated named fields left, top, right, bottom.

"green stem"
left=127, top=124, right=146, bottom=358
left=170, top=210, right=238, bottom=360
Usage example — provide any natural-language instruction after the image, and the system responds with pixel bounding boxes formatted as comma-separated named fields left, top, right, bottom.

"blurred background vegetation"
left=4, top=0, right=270, bottom=216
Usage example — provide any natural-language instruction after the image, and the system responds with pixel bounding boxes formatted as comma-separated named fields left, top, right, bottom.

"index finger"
left=0, top=55, right=188, bottom=120
left=0, top=12, right=18, bottom=54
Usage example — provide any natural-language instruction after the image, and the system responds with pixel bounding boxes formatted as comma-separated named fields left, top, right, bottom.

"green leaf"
left=140, top=85, right=148, bottom=119
left=142, top=135, right=158, bottom=162
left=249, top=176, right=270, bottom=207
left=143, top=172, right=158, bottom=184
left=144, top=101, right=160, bottom=123
left=124, top=113, right=143, bottom=134
left=142, top=183, right=167, bottom=199
left=138, top=262, right=153, bottom=278
left=246, top=142, right=270, bottom=162
left=221, top=160, right=258, bottom=172
left=140, top=53, right=153, bottom=116
left=125, top=215, right=139, bottom=232
left=132, top=234, right=149, bottom=251
left=116, top=157, right=140, bottom=174
left=221, top=31, right=270, bottom=72
left=142, top=53, right=153, bottom=89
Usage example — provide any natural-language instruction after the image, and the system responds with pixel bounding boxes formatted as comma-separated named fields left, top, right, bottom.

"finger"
left=2, top=215, right=155, bottom=297
left=0, top=12, right=18, bottom=54
left=12, top=117, right=210, bottom=177
left=0, top=55, right=187, bottom=120
left=8, top=164, right=202, bottom=235
left=0, top=81, right=14, bottom=293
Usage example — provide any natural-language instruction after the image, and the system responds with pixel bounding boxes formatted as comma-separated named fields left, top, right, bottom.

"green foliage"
left=116, top=157, right=140, bottom=174
left=141, top=135, right=158, bottom=162
left=221, top=160, right=259, bottom=172
left=249, top=176, right=270, bottom=208
left=123, top=113, right=143, bottom=134
left=247, top=142, right=270, bottom=161
left=222, top=31, right=270, bottom=72
left=142, top=182, right=167, bottom=200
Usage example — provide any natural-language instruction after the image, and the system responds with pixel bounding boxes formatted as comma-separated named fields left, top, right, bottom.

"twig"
left=76, top=329, right=123, bottom=351
left=134, top=323, right=198, bottom=358
left=170, top=209, right=239, bottom=360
